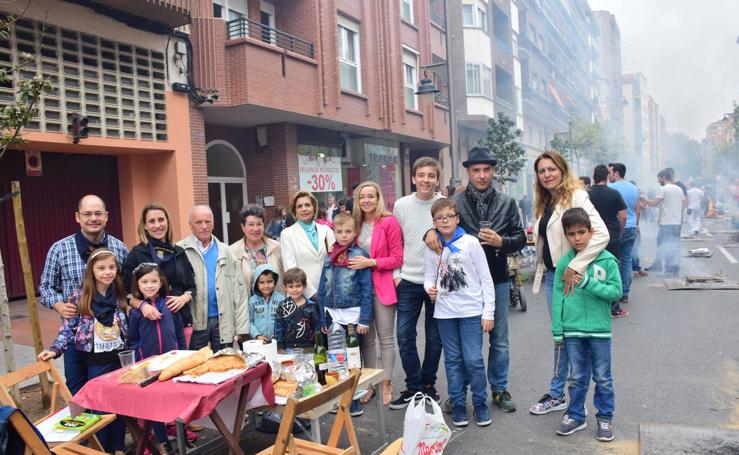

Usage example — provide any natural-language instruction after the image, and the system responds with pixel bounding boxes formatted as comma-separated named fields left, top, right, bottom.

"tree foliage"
left=549, top=118, right=621, bottom=168
left=0, top=14, right=52, bottom=162
left=479, top=112, right=526, bottom=184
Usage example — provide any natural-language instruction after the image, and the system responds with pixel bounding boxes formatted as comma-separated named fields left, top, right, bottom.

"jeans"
left=632, top=230, right=642, bottom=272
left=545, top=269, right=569, bottom=398
left=63, top=347, right=87, bottom=395
left=656, top=225, right=681, bottom=274
left=396, top=280, right=442, bottom=392
left=487, top=280, right=510, bottom=393
left=605, top=238, right=622, bottom=314
left=88, top=362, right=126, bottom=452
left=619, top=228, right=637, bottom=297
left=189, top=316, right=227, bottom=351
left=564, top=337, right=615, bottom=422
left=437, top=316, right=487, bottom=409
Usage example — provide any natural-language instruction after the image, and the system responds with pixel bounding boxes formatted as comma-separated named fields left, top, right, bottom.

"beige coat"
left=533, top=189, right=609, bottom=278
left=177, top=235, right=249, bottom=343
left=229, top=236, right=284, bottom=296
left=280, top=222, right=335, bottom=297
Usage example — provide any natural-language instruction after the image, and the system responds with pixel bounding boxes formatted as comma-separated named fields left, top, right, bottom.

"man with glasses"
left=426, top=147, right=526, bottom=414
left=39, top=194, right=128, bottom=394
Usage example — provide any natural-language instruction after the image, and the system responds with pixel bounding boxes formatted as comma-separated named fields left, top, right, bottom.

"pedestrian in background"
left=686, top=182, right=704, bottom=235
left=265, top=206, right=288, bottom=240
left=608, top=164, right=641, bottom=302
left=642, top=168, right=685, bottom=277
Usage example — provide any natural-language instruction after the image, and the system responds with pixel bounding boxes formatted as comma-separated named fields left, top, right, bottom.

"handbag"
left=400, top=392, right=451, bottom=455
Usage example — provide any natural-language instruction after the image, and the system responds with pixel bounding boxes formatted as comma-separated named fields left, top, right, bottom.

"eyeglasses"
left=132, top=262, right=158, bottom=275
left=78, top=211, right=106, bottom=218
left=433, top=214, right=458, bottom=223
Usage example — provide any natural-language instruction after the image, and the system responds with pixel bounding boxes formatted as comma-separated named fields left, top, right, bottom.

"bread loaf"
left=158, top=347, right=213, bottom=381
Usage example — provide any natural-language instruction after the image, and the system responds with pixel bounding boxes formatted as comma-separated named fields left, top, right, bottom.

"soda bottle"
left=346, top=324, right=361, bottom=370
left=314, top=330, right=328, bottom=384
left=326, top=323, right=348, bottom=380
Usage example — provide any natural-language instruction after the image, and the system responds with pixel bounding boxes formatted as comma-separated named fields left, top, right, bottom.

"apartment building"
left=0, top=0, right=194, bottom=298
left=622, top=72, right=663, bottom=183
left=593, top=10, right=623, bottom=141
left=188, top=0, right=450, bottom=243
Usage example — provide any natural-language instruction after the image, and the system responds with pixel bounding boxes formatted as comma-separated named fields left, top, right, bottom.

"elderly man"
left=427, top=147, right=526, bottom=413
left=178, top=205, right=249, bottom=350
left=39, top=194, right=128, bottom=394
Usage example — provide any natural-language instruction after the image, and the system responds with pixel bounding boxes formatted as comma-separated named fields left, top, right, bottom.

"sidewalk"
left=0, top=299, right=65, bottom=380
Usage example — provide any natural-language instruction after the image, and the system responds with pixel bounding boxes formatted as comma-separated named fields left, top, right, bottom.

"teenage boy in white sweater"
left=390, top=157, right=445, bottom=409
left=425, top=198, right=495, bottom=427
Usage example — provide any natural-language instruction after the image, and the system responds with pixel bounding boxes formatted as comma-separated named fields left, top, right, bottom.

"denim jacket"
left=317, top=245, right=373, bottom=327
left=249, top=264, right=284, bottom=339
left=50, top=291, right=129, bottom=357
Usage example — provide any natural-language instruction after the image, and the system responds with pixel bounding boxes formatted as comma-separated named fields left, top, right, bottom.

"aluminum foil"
left=212, top=347, right=265, bottom=369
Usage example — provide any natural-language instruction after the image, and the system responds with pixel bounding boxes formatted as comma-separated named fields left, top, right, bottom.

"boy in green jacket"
left=552, top=207, right=622, bottom=442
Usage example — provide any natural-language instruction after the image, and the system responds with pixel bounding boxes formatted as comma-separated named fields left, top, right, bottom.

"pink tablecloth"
left=70, top=362, right=275, bottom=423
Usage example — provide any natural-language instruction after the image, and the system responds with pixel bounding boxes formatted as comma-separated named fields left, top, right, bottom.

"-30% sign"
left=308, top=174, right=337, bottom=191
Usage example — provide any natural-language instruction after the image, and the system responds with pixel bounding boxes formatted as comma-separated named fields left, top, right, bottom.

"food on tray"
left=184, top=354, right=246, bottom=377
left=159, top=347, right=213, bottom=381
left=273, top=380, right=298, bottom=397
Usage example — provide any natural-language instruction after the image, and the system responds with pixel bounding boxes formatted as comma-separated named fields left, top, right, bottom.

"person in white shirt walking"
left=642, top=168, right=686, bottom=276
left=686, top=182, right=704, bottom=235
left=389, top=157, right=444, bottom=409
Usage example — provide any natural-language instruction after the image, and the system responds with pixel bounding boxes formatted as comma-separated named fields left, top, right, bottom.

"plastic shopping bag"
left=400, top=392, right=451, bottom=455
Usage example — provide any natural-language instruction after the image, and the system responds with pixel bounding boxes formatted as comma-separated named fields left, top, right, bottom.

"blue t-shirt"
left=609, top=180, right=639, bottom=229
left=202, top=244, right=219, bottom=318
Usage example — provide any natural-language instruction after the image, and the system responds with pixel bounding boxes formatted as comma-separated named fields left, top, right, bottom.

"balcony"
left=91, top=0, right=192, bottom=27
left=430, top=10, right=446, bottom=29
left=227, top=17, right=314, bottom=59
left=434, top=91, right=449, bottom=108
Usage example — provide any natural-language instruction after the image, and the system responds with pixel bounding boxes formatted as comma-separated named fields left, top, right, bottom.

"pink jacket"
left=361, top=215, right=404, bottom=305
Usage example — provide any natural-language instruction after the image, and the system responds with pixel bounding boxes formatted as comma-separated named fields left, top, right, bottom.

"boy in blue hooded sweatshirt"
left=249, top=264, right=284, bottom=341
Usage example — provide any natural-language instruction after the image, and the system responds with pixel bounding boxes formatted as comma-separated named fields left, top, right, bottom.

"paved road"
left=3, top=219, right=738, bottom=454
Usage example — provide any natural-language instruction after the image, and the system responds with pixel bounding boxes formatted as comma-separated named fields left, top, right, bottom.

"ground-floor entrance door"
left=207, top=178, right=246, bottom=244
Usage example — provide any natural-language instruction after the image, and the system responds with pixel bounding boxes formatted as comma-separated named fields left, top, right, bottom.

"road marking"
left=718, top=246, right=738, bottom=264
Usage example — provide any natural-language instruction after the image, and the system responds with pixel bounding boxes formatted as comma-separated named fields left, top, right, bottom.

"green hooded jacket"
left=552, top=249, right=623, bottom=342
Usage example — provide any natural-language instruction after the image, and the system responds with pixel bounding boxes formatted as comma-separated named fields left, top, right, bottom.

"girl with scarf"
left=423, top=198, right=495, bottom=427
left=350, top=181, right=404, bottom=405
left=123, top=203, right=197, bottom=342
left=38, top=248, right=129, bottom=454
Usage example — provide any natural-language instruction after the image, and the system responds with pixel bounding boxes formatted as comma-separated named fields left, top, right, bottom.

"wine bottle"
left=314, top=330, right=328, bottom=384
left=346, top=324, right=361, bottom=370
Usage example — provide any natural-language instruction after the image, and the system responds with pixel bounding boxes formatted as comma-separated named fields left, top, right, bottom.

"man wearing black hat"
left=426, top=146, right=526, bottom=413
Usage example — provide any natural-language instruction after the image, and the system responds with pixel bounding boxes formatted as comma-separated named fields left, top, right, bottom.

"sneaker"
left=422, top=385, right=441, bottom=403
left=529, top=394, right=567, bottom=415
left=389, top=389, right=420, bottom=410
left=474, top=406, right=492, bottom=427
left=611, top=309, right=630, bottom=319
left=349, top=399, right=364, bottom=417
left=443, top=398, right=453, bottom=414
left=597, top=419, right=614, bottom=442
left=452, top=406, right=469, bottom=427
left=556, top=415, right=587, bottom=436
left=158, top=441, right=176, bottom=455
left=492, top=390, right=516, bottom=412
left=619, top=296, right=629, bottom=304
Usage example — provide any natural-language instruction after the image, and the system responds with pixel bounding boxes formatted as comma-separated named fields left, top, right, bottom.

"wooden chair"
left=379, top=439, right=402, bottom=455
left=5, top=407, right=105, bottom=454
left=0, top=360, right=115, bottom=452
left=256, top=370, right=361, bottom=455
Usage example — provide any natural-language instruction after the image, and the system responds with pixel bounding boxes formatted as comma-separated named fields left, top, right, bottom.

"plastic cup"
left=479, top=221, right=492, bottom=230
left=118, top=350, right=135, bottom=369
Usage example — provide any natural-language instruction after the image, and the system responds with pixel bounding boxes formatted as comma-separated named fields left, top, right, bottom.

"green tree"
left=549, top=133, right=570, bottom=160
left=479, top=112, right=526, bottom=184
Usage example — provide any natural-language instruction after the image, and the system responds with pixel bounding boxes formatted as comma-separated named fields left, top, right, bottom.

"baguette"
left=158, top=347, right=213, bottom=381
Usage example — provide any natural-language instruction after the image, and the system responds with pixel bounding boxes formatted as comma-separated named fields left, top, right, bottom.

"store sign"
left=298, top=155, right=344, bottom=192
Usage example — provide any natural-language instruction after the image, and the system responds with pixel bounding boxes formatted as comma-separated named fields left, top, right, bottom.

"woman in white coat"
left=280, top=191, right=335, bottom=298
left=528, top=150, right=609, bottom=416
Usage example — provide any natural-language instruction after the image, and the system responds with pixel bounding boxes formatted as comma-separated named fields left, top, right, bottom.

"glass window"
left=481, top=65, right=492, bottom=98
left=466, top=63, right=480, bottom=95
left=403, top=49, right=418, bottom=110
left=462, top=5, right=474, bottom=26
left=338, top=17, right=361, bottom=92
left=479, top=7, right=487, bottom=31
left=401, top=0, right=414, bottom=23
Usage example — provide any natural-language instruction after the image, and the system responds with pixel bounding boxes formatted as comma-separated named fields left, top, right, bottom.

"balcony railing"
left=434, top=91, right=449, bottom=107
left=430, top=10, right=446, bottom=29
left=227, top=17, right=315, bottom=59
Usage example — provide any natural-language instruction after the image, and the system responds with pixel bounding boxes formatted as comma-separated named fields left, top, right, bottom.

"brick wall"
left=189, top=107, right=208, bottom=205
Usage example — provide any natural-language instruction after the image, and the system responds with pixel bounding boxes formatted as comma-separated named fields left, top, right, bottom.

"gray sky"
left=589, top=0, right=739, bottom=140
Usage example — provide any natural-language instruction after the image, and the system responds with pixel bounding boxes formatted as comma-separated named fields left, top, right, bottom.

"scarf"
left=437, top=226, right=466, bottom=253
left=297, top=220, right=319, bottom=251
left=147, top=235, right=177, bottom=284
left=74, top=230, right=109, bottom=263
left=466, top=183, right=495, bottom=222
left=92, top=286, right=119, bottom=327
left=328, top=242, right=351, bottom=266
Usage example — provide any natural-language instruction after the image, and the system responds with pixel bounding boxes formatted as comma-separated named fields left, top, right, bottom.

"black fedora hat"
left=462, top=146, right=497, bottom=168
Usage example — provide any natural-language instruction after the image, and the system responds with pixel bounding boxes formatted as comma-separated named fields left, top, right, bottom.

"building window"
left=462, top=5, right=474, bottom=26
left=403, top=48, right=418, bottom=110
left=466, top=63, right=492, bottom=98
left=478, top=7, right=487, bottom=31
left=338, top=16, right=361, bottom=92
left=212, top=0, right=247, bottom=20
left=462, top=3, right=487, bottom=30
left=401, top=0, right=414, bottom=23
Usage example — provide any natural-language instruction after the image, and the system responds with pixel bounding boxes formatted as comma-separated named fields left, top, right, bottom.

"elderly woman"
left=528, top=150, right=609, bottom=416
left=123, top=202, right=196, bottom=334
left=280, top=191, right=336, bottom=298
left=351, top=181, right=403, bottom=405
left=229, top=204, right=284, bottom=296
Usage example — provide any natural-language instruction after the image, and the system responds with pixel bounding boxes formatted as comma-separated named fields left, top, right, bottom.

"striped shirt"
left=39, top=233, right=129, bottom=309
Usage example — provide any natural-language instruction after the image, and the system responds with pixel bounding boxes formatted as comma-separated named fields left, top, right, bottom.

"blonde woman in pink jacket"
left=350, top=181, right=404, bottom=405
